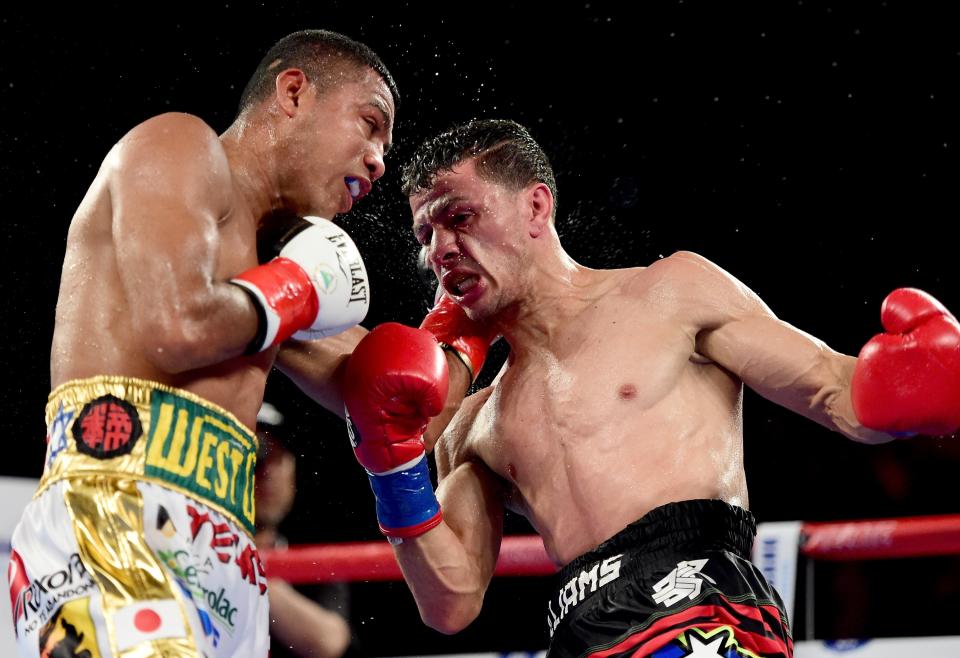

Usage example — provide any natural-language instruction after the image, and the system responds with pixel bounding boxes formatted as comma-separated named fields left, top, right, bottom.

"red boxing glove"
left=851, top=288, right=960, bottom=436
left=342, top=323, right=448, bottom=538
left=419, top=294, right=499, bottom=384
left=343, top=323, right=449, bottom=472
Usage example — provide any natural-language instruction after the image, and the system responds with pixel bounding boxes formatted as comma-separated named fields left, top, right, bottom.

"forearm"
left=275, top=326, right=369, bottom=418
left=138, top=282, right=259, bottom=373
left=702, top=315, right=894, bottom=443
left=266, top=578, right=351, bottom=658
left=394, top=522, right=489, bottom=634
left=393, top=459, right=504, bottom=634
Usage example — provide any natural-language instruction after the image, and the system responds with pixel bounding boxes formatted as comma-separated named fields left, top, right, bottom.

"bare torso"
left=50, top=123, right=272, bottom=431
left=447, top=262, right=748, bottom=566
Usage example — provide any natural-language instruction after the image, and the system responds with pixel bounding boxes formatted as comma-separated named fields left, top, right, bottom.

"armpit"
left=690, top=351, right=713, bottom=364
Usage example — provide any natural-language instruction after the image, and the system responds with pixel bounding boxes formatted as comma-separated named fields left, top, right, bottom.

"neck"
left=220, top=115, right=285, bottom=225
left=496, top=244, right=600, bottom=357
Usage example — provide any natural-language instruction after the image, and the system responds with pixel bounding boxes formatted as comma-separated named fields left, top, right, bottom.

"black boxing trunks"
left=546, top=499, right=793, bottom=658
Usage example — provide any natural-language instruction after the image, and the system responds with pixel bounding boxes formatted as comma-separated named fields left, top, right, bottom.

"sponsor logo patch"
left=45, top=402, right=74, bottom=469
left=74, top=395, right=142, bottom=459
left=10, top=553, right=96, bottom=637
left=37, top=597, right=102, bottom=658
left=653, top=559, right=717, bottom=607
left=144, top=390, right=257, bottom=533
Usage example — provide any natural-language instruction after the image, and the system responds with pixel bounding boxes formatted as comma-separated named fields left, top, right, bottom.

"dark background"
left=2, top=1, right=958, bottom=653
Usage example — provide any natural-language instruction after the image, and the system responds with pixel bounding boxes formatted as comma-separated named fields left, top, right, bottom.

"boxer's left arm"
left=662, top=251, right=895, bottom=444
left=394, top=437, right=505, bottom=634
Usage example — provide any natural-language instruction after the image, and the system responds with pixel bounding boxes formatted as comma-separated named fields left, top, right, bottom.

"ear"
left=274, top=68, right=309, bottom=118
left=526, top=182, right=555, bottom=238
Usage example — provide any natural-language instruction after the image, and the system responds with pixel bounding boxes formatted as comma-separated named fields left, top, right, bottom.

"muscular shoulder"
left=106, top=113, right=233, bottom=211
left=637, top=251, right=773, bottom=327
left=112, top=113, right=225, bottom=167
left=434, top=386, right=494, bottom=479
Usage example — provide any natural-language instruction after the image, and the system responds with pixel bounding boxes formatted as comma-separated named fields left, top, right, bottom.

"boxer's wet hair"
left=402, top=119, right=558, bottom=219
left=237, top=29, right=399, bottom=117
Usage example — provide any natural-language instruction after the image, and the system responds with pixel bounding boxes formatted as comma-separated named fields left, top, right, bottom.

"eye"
left=450, top=212, right=471, bottom=225
left=363, top=116, right=379, bottom=133
left=415, top=225, right=433, bottom=246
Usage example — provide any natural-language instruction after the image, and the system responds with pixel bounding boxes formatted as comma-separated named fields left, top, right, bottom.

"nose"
left=364, top=146, right=386, bottom=183
left=427, top=226, right=461, bottom=269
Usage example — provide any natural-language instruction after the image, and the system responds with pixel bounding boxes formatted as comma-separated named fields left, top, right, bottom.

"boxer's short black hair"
left=402, top=119, right=557, bottom=219
left=237, top=29, right=399, bottom=116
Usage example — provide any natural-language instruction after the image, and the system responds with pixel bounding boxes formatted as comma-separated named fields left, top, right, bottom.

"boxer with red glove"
left=421, top=293, right=499, bottom=386
left=852, top=288, right=960, bottom=437
left=341, top=295, right=497, bottom=539
left=342, top=323, right=449, bottom=538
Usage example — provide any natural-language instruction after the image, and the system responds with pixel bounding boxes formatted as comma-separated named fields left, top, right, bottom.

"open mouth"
left=345, top=176, right=371, bottom=202
left=443, top=270, right=480, bottom=297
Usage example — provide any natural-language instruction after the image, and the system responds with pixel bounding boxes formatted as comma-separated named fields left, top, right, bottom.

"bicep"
left=109, top=117, right=232, bottom=318
left=698, top=312, right=839, bottom=409
left=670, top=251, right=848, bottom=418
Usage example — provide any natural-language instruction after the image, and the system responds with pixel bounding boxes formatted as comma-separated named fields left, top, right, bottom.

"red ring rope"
left=261, top=514, right=960, bottom=584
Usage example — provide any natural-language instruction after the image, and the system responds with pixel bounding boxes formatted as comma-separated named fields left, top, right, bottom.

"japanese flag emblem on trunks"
left=112, top=599, right=186, bottom=650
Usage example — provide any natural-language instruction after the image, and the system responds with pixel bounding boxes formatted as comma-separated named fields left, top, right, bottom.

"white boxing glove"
left=231, top=216, right=369, bottom=353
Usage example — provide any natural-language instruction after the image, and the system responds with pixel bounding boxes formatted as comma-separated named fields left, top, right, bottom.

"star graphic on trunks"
left=685, top=633, right=726, bottom=656
left=672, top=627, right=754, bottom=658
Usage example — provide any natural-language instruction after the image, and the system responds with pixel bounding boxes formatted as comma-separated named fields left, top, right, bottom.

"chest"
left=469, top=303, right=696, bottom=476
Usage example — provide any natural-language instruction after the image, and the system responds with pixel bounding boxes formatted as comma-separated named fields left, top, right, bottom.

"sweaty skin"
left=393, top=158, right=892, bottom=633
left=51, top=68, right=395, bottom=430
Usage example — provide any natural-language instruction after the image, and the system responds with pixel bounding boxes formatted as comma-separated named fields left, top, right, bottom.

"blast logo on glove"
left=306, top=218, right=369, bottom=308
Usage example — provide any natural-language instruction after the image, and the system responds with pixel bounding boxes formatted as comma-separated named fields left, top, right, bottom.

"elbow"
left=421, top=596, right=482, bottom=635
left=314, top=616, right=352, bottom=658
left=138, top=316, right=214, bottom=374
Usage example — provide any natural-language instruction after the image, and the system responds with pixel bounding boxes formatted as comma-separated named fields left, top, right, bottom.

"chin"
left=464, top=298, right=495, bottom=322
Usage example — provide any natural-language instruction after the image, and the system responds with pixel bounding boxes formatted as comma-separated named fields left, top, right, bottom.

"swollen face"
left=292, top=68, right=395, bottom=219
left=410, top=160, right=528, bottom=320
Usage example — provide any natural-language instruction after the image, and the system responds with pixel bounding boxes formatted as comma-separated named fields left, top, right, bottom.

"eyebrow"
left=368, top=98, right=394, bottom=155
left=413, top=193, right=468, bottom=229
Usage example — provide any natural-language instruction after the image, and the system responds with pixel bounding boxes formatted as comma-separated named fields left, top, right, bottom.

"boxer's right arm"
left=394, top=419, right=505, bottom=634
left=343, top=326, right=504, bottom=633
left=110, top=114, right=261, bottom=372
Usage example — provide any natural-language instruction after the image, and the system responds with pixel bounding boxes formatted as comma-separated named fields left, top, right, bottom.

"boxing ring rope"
left=261, top=513, right=960, bottom=584
left=261, top=534, right=555, bottom=583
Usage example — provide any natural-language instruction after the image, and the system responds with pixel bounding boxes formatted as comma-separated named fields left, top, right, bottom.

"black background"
left=2, top=2, right=958, bottom=653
